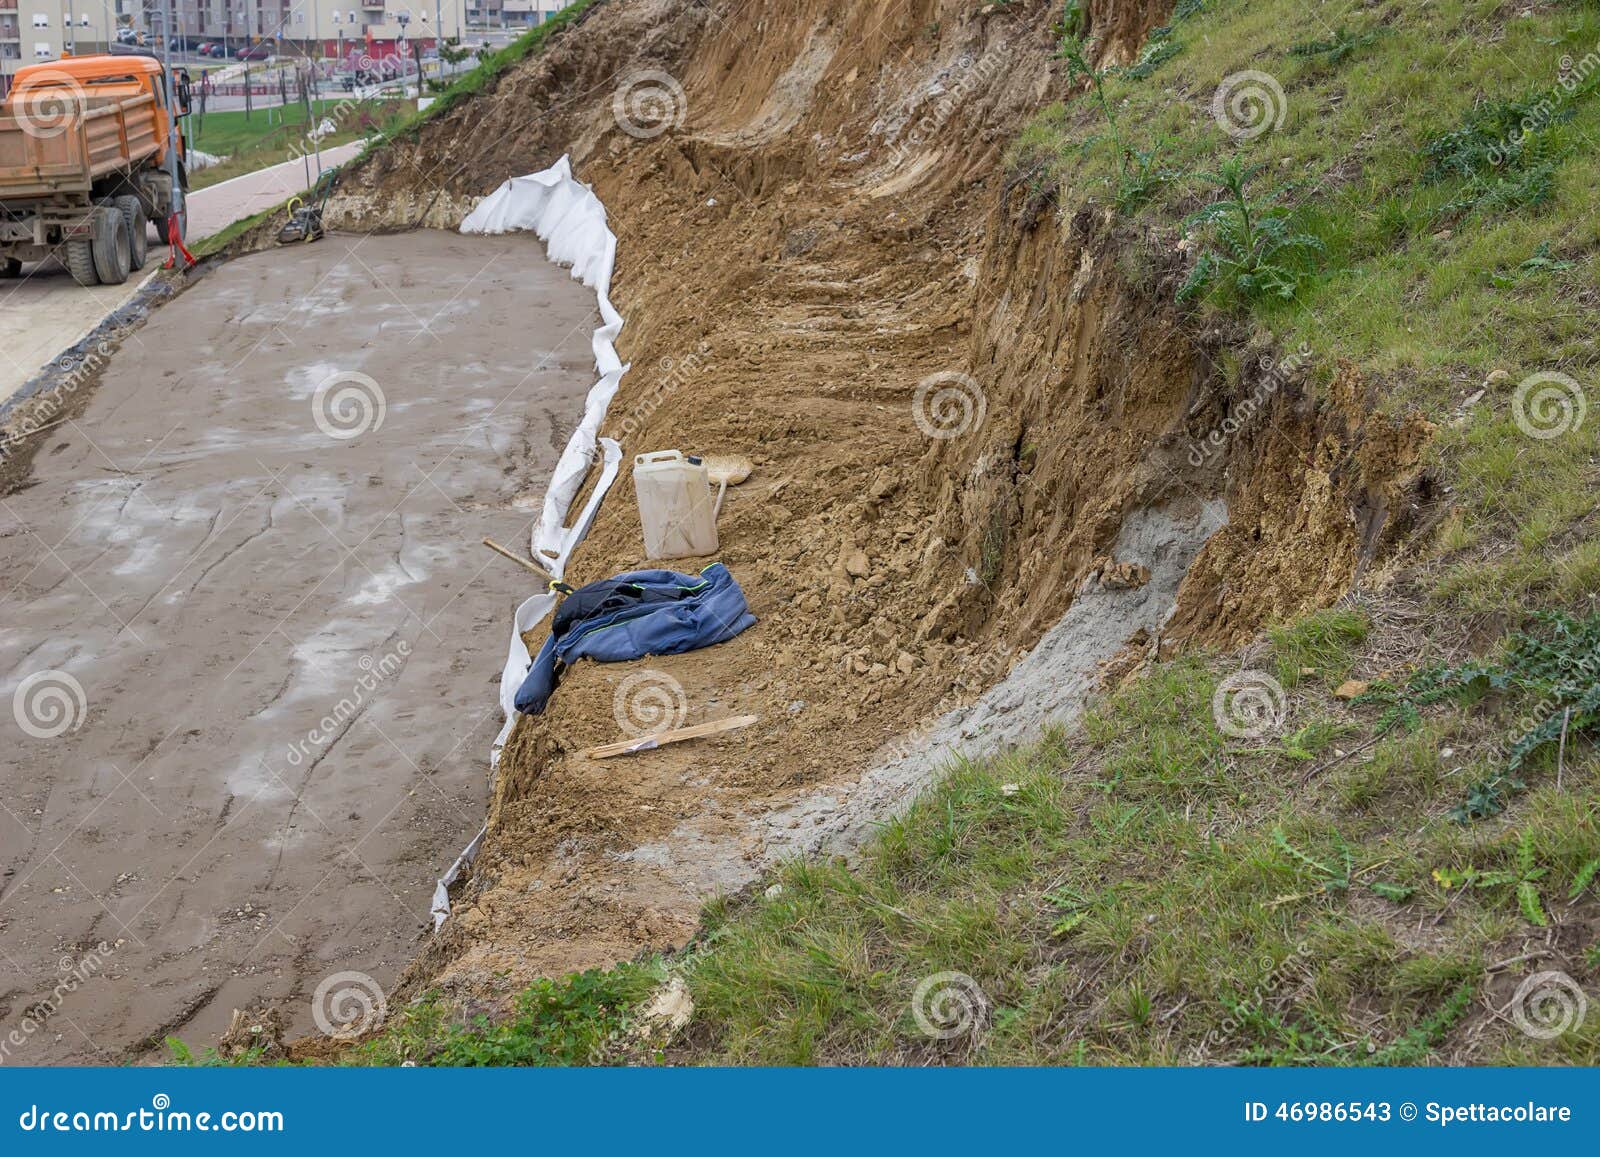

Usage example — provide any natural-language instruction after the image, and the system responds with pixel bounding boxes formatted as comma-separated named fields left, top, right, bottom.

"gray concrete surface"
left=0, top=230, right=598, bottom=1062
left=0, top=141, right=365, bottom=410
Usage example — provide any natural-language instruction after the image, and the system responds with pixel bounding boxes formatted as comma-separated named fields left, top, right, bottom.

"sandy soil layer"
left=0, top=230, right=597, bottom=1062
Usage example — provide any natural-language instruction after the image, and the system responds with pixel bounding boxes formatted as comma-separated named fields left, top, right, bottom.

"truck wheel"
left=0, top=257, right=20, bottom=279
left=65, top=239, right=100, bottom=287
left=155, top=187, right=187, bottom=245
left=90, top=206, right=132, bottom=286
left=113, top=195, right=149, bottom=271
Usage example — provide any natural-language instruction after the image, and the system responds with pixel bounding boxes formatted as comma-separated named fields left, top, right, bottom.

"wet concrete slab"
left=0, top=230, right=597, bottom=1062
left=0, top=142, right=366, bottom=410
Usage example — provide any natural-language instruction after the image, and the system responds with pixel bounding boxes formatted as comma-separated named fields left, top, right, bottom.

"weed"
left=1413, top=613, right=1600, bottom=821
left=1289, top=26, right=1381, bottom=65
left=1119, top=29, right=1183, bottom=81
left=1473, top=830, right=1551, bottom=926
left=1272, top=828, right=1353, bottom=899
left=1490, top=240, right=1576, bottom=286
left=1178, top=158, right=1325, bottom=303
left=349, top=965, right=662, bottom=1066
left=1573, top=857, right=1600, bottom=900
left=1055, top=17, right=1178, bottom=209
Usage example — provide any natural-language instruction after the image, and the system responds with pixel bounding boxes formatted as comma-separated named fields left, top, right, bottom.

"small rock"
left=764, top=883, right=784, bottom=900
left=895, top=650, right=917, bottom=674
left=1485, top=369, right=1510, bottom=386
left=843, top=549, right=870, bottom=579
left=1333, top=679, right=1369, bottom=700
left=1000, top=783, right=1020, bottom=796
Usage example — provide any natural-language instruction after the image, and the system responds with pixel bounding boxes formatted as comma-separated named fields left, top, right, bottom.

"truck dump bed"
left=0, top=91, right=160, bottom=202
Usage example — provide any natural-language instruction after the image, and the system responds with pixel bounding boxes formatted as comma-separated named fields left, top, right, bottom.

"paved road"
left=0, top=141, right=365, bottom=409
left=185, top=140, right=364, bottom=238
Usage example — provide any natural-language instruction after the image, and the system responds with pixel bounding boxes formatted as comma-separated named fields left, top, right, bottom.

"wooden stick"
left=1557, top=706, right=1571, bottom=791
left=481, top=537, right=555, bottom=583
left=586, top=714, right=758, bottom=760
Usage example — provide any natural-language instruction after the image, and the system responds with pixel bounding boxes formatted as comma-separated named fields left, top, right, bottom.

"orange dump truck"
left=0, top=52, right=192, bottom=287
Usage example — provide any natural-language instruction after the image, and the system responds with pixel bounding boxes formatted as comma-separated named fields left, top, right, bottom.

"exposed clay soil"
left=285, top=0, right=1432, bottom=1026
left=0, top=231, right=597, bottom=1061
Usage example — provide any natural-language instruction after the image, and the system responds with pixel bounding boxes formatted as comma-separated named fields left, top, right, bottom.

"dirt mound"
left=312, top=0, right=1433, bottom=1009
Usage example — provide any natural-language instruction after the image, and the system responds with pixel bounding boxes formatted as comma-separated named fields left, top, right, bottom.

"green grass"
left=344, top=965, right=664, bottom=1066
left=1012, top=0, right=1600, bottom=620
left=190, top=202, right=276, bottom=256
left=185, top=99, right=411, bottom=191
left=1269, top=607, right=1370, bottom=690
left=341, top=655, right=1596, bottom=1067
left=188, top=100, right=349, bottom=156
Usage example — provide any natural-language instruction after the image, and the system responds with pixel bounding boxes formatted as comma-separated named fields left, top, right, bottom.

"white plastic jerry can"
left=633, top=449, right=721, bottom=560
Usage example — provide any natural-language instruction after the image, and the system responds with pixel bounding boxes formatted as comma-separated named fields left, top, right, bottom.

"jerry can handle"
left=634, top=449, right=683, bottom=468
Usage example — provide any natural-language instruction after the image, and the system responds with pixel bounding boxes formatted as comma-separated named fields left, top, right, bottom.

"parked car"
left=195, top=41, right=214, bottom=56
left=236, top=42, right=274, bottom=62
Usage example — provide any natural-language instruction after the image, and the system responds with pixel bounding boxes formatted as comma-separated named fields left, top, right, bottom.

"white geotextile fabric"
left=430, top=156, right=631, bottom=930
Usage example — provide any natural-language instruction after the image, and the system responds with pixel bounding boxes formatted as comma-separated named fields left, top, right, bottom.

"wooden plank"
left=481, top=537, right=556, bottom=583
left=585, top=714, right=759, bottom=760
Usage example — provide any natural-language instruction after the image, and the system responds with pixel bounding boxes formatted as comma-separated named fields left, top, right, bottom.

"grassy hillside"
left=1012, top=0, right=1600, bottom=615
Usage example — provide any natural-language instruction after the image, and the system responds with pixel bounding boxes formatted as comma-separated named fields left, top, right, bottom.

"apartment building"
left=1, top=0, right=573, bottom=91
left=465, top=0, right=573, bottom=30
left=2, top=0, right=137, bottom=85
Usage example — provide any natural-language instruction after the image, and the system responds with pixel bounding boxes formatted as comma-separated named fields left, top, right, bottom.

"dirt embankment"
left=309, top=0, right=1433, bottom=1010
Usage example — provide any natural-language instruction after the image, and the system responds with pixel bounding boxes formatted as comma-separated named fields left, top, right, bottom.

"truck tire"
left=155, top=187, right=187, bottom=245
left=0, top=257, right=20, bottom=278
left=65, top=239, right=99, bottom=287
left=113, top=195, right=149, bottom=271
left=90, top=206, right=132, bottom=286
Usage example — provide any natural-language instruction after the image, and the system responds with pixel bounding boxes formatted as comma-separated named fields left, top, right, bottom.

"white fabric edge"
left=430, top=156, right=631, bottom=931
